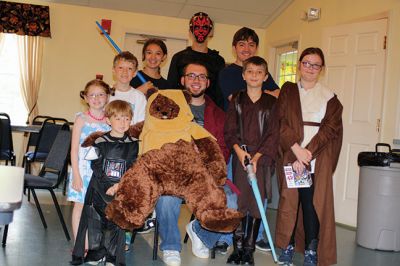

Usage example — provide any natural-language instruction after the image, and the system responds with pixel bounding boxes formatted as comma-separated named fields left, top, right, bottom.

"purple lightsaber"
left=95, top=21, right=146, bottom=84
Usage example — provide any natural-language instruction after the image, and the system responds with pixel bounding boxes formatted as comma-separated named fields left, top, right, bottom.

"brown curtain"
left=18, top=35, right=44, bottom=123
left=0, top=1, right=51, bottom=37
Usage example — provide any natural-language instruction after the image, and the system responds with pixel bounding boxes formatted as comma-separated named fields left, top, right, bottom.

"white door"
left=124, top=33, right=188, bottom=79
left=322, top=19, right=387, bottom=226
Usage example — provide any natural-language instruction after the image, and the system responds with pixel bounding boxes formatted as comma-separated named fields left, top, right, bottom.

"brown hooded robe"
left=275, top=82, right=343, bottom=266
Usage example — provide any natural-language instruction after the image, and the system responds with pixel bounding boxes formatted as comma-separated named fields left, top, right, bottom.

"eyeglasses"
left=184, top=73, right=208, bottom=82
left=301, top=61, right=323, bottom=70
left=86, top=93, right=107, bottom=99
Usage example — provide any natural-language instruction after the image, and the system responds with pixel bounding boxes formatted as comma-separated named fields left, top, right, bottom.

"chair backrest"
left=39, top=127, right=71, bottom=188
left=0, top=113, right=14, bottom=159
left=31, top=117, right=70, bottom=160
left=26, top=115, right=53, bottom=148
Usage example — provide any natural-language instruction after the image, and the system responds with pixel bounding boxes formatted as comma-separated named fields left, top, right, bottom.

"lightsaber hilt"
left=241, top=145, right=257, bottom=182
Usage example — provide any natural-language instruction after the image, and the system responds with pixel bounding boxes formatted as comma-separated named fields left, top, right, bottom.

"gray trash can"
left=356, top=143, right=400, bottom=251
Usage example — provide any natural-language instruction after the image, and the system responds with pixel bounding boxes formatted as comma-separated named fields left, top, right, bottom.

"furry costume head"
left=139, top=89, right=213, bottom=154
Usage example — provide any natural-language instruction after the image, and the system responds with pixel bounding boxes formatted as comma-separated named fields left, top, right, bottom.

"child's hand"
left=291, top=143, right=312, bottom=165
left=236, top=148, right=251, bottom=170
left=106, top=183, right=119, bottom=196
left=72, top=175, right=83, bottom=192
left=136, top=81, right=155, bottom=95
left=250, top=153, right=262, bottom=173
left=292, top=160, right=305, bottom=174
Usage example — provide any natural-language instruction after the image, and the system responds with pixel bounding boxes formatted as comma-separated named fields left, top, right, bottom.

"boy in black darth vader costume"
left=71, top=100, right=139, bottom=266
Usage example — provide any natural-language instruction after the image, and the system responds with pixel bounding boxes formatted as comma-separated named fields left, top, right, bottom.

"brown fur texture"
left=148, top=94, right=180, bottom=119
left=106, top=139, right=242, bottom=232
left=104, top=90, right=243, bottom=233
left=81, top=131, right=105, bottom=147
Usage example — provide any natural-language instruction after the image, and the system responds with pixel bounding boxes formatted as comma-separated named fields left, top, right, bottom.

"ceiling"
left=43, top=0, right=293, bottom=28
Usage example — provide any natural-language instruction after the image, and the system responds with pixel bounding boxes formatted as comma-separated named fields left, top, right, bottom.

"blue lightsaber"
left=95, top=21, right=146, bottom=84
left=242, top=146, right=278, bottom=263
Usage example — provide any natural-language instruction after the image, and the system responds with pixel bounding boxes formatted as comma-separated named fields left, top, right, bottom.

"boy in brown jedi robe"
left=224, top=56, right=279, bottom=265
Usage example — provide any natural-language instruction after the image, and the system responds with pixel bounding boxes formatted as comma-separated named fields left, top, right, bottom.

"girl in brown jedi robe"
left=224, top=56, right=279, bottom=265
left=275, top=47, right=343, bottom=266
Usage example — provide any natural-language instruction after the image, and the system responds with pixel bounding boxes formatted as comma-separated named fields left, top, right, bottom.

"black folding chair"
left=0, top=113, right=16, bottom=166
left=24, top=128, right=72, bottom=241
left=130, top=218, right=159, bottom=260
left=23, top=117, right=69, bottom=174
left=23, top=115, right=53, bottom=156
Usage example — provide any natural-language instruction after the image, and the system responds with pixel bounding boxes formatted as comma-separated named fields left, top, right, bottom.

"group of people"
left=66, top=11, right=343, bottom=266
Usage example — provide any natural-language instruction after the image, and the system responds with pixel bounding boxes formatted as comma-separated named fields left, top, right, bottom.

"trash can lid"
left=358, top=143, right=400, bottom=167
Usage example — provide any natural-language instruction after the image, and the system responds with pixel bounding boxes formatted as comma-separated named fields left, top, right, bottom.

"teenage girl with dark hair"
left=130, top=38, right=171, bottom=93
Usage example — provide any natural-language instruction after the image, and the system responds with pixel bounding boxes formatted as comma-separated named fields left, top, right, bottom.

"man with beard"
left=167, top=12, right=225, bottom=109
left=156, top=61, right=234, bottom=266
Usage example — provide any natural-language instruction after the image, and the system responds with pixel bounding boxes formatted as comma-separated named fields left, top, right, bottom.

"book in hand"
left=283, top=165, right=313, bottom=188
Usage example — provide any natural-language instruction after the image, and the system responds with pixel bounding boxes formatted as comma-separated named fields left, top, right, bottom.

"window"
left=0, top=33, right=27, bottom=125
left=275, top=42, right=298, bottom=87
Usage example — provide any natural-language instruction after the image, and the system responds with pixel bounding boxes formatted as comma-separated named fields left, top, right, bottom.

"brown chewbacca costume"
left=100, top=90, right=242, bottom=233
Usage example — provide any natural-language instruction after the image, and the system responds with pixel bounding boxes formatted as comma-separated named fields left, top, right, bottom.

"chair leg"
left=183, top=213, right=195, bottom=243
left=130, top=231, right=137, bottom=244
left=152, top=218, right=159, bottom=260
left=49, top=189, right=70, bottom=241
left=2, top=224, right=9, bottom=247
left=62, top=164, right=68, bottom=196
left=30, top=189, right=47, bottom=229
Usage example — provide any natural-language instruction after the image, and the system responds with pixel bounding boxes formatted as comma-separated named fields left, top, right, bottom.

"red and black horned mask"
left=189, top=12, right=213, bottom=43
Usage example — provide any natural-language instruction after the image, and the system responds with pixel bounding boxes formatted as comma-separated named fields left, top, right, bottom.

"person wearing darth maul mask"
left=168, top=12, right=226, bottom=109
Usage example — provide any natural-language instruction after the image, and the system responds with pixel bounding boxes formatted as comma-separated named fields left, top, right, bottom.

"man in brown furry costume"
left=104, top=90, right=242, bottom=241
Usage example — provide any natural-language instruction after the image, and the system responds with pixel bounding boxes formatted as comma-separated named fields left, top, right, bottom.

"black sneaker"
left=255, top=239, right=272, bottom=252
left=214, top=241, right=229, bottom=255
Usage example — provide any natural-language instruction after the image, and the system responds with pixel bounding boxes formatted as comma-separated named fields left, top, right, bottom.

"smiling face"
left=181, top=64, right=210, bottom=98
left=84, top=85, right=109, bottom=110
left=242, top=63, right=268, bottom=89
left=112, top=59, right=136, bottom=85
left=299, top=54, right=323, bottom=83
left=234, top=38, right=258, bottom=65
left=143, top=43, right=166, bottom=70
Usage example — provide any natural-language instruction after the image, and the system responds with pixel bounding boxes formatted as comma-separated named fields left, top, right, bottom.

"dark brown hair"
left=299, top=47, right=325, bottom=66
left=242, top=56, right=268, bottom=73
left=142, top=38, right=167, bottom=61
left=80, top=79, right=111, bottom=99
left=182, top=60, right=209, bottom=77
left=232, top=27, right=259, bottom=47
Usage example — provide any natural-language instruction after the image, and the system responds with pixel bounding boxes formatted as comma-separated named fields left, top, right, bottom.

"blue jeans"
left=256, top=199, right=268, bottom=242
left=192, top=185, right=237, bottom=249
left=156, top=195, right=182, bottom=251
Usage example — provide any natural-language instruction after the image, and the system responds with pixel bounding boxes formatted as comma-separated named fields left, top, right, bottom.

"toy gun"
left=241, top=144, right=278, bottom=263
